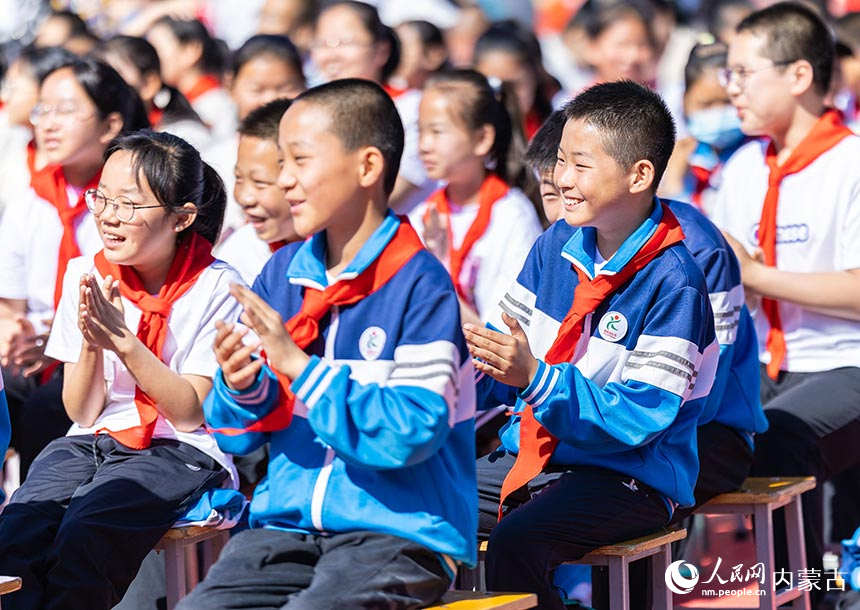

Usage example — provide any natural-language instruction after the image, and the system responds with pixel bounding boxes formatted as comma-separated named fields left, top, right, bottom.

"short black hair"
left=524, top=109, right=566, bottom=174
left=293, top=79, right=404, bottom=196
left=238, top=98, right=293, bottom=142
left=684, top=41, right=728, bottom=92
left=561, top=80, right=676, bottom=190
left=736, top=2, right=834, bottom=95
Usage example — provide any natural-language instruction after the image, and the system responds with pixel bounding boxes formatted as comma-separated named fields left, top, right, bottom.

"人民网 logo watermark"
left=665, top=558, right=847, bottom=598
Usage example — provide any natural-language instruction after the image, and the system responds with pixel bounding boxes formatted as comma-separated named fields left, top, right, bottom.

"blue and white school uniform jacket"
left=204, top=212, right=478, bottom=567
left=666, top=200, right=768, bottom=440
left=479, top=203, right=720, bottom=510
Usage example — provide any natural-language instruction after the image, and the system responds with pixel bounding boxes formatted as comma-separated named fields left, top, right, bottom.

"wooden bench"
left=0, top=576, right=22, bottom=609
left=154, top=526, right=230, bottom=610
left=427, top=591, right=537, bottom=609
left=691, top=476, right=816, bottom=610
left=471, top=528, right=686, bottom=610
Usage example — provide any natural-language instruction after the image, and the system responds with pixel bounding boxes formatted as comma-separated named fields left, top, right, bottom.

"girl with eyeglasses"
left=0, top=129, right=242, bottom=610
left=0, top=45, right=74, bottom=215
left=311, top=0, right=435, bottom=213
left=0, top=58, right=148, bottom=481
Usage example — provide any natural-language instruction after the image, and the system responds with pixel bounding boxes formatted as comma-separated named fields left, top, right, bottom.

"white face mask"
left=686, top=105, right=745, bottom=150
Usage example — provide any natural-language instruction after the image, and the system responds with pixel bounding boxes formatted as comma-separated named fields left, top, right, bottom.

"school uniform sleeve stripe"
left=231, top=368, right=273, bottom=406
left=623, top=334, right=704, bottom=398
left=519, top=359, right=552, bottom=404
left=293, top=358, right=329, bottom=401
left=498, top=300, right=530, bottom=327
left=293, top=356, right=342, bottom=409
left=708, top=285, right=744, bottom=345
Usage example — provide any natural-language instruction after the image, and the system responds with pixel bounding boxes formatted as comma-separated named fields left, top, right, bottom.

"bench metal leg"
left=162, top=541, right=186, bottom=610
left=608, top=555, right=630, bottom=610
left=651, top=544, right=673, bottom=610
left=754, top=505, right=776, bottom=610
left=784, top=496, right=811, bottom=610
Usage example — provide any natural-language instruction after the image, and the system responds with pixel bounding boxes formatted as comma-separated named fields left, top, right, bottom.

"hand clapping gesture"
left=78, top=274, right=132, bottom=354
left=463, top=312, right=539, bottom=389
left=220, top=284, right=309, bottom=385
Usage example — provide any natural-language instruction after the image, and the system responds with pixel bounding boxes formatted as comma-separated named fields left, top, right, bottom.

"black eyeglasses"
left=84, top=189, right=166, bottom=222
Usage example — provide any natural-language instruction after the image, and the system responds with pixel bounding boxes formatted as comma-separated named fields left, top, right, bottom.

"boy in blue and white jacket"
left=463, top=81, right=720, bottom=609
left=525, top=104, right=768, bottom=521
left=182, top=80, right=476, bottom=610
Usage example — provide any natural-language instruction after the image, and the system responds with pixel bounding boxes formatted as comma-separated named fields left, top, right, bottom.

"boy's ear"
left=628, top=159, right=656, bottom=194
left=473, top=124, right=496, bottom=158
left=98, top=112, right=124, bottom=144
left=356, top=146, right=386, bottom=191
left=174, top=202, right=198, bottom=232
left=787, top=59, right=815, bottom=97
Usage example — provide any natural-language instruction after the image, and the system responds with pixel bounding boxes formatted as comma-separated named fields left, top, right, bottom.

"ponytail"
left=425, top=69, right=529, bottom=190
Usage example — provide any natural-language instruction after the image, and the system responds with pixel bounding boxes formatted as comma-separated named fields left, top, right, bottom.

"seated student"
left=0, top=130, right=241, bottom=610
left=464, top=80, right=719, bottom=610
left=216, top=98, right=300, bottom=286
left=712, top=3, right=860, bottom=604
left=181, top=79, right=477, bottom=610
left=409, top=69, right=543, bottom=327
left=522, top=109, right=566, bottom=224
left=525, top=105, right=768, bottom=518
left=146, top=17, right=235, bottom=141
left=0, top=58, right=149, bottom=480
left=524, top=98, right=768, bottom=606
left=660, top=41, right=748, bottom=215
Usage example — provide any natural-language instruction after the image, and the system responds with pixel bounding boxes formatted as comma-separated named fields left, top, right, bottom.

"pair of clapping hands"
left=216, top=280, right=539, bottom=393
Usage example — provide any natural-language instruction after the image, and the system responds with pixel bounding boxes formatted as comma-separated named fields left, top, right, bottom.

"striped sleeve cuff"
left=218, top=364, right=274, bottom=407
left=517, top=360, right=559, bottom=408
left=291, top=355, right=341, bottom=410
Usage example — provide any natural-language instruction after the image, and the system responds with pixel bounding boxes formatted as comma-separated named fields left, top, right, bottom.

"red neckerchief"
left=93, top=233, right=215, bottom=449
left=497, top=204, right=686, bottom=520
left=758, top=109, right=852, bottom=379
left=30, top=163, right=101, bottom=308
left=424, top=174, right=509, bottom=306
left=183, top=75, right=220, bottom=103
left=214, top=218, right=425, bottom=435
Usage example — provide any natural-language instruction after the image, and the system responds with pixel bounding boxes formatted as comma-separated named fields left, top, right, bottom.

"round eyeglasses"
left=29, top=101, right=95, bottom=126
left=717, top=61, right=796, bottom=89
left=84, top=189, right=167, bottom=223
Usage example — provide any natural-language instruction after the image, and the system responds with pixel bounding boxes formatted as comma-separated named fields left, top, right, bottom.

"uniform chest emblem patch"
left=598, top=311, right=628, bottom=342
left=359, top=326, right=386, bottom=360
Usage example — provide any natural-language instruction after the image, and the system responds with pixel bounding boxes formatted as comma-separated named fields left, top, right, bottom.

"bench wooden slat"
left=583, top=527, right=686, bottom=557
left=479, top=528, right=686, bottom=558
left=428, top=591, right=538, bottom=609
left=0, top=576, right=22, bottom=595
left=704, top=476, right=816, bottom=506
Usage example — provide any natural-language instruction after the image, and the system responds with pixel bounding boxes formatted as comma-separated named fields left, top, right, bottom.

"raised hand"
left=8, top=316, right=55, bottom=378
left=463, top=312, right=538, bottom=389
left=423, top=204, right=450, bottom=265
left=229, top=284, right=309, bottom=381
left=79, top=274, right=133, bottom=354
left=213, top=320, right=263, bottom=391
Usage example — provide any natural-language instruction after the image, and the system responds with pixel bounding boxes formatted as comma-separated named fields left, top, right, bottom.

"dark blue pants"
left=752, top=365, right=860, bottom=609
left=477, top=451, right=670, bottom=610
left=178, top=528, right=451, bottom=610
left=0, top=434, right=226, bottom=610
